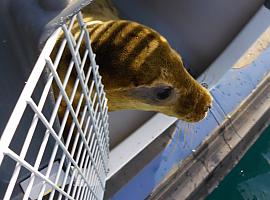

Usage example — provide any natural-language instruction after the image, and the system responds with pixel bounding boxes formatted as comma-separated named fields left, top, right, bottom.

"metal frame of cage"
left=0, top=11, right=109, bottom=200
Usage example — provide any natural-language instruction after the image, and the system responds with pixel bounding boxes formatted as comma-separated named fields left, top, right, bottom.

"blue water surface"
left=207, top=125, right=270, bottom=200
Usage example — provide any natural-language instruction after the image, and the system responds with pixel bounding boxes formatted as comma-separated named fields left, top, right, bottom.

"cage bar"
left=0, top=11, right=109, bottom=200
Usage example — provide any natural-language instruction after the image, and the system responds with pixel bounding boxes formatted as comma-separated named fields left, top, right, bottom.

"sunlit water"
left=206, top=125, right=270, bottom=200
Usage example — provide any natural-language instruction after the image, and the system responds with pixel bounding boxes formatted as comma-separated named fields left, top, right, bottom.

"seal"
left=54, top=0, right=212, bottom=123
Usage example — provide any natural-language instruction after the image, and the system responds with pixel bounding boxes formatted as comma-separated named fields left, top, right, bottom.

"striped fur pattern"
left=54, top=0, right=212, bottom=123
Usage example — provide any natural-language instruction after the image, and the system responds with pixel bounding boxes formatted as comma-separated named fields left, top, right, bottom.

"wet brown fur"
left=54, top=0, right=212, bottom=123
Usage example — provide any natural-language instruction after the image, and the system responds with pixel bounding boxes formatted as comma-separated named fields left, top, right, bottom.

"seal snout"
left=182, top=86, right=213, bottom=123
left=197, top=89, right=213, bottom=117
left=197, top=83, right=212, bottom=110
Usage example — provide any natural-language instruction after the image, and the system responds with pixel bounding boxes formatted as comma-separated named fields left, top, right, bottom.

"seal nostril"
left=203, top=105, right=211, bottom=112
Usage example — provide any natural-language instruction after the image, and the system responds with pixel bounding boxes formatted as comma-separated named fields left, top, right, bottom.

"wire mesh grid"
left=0, top=12, right=109, bottom=200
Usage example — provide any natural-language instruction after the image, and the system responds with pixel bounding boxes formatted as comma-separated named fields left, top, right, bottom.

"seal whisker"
left=211, top=89, right=242, bottom=138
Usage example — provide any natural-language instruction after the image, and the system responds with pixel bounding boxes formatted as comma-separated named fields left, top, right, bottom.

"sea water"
left=206, top=125, right=270, bottom=200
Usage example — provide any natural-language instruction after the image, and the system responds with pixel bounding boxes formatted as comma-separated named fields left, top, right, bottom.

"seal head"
left=89, top=20, right=212, bottom=122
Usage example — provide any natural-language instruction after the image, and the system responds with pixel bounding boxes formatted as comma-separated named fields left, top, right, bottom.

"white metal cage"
left=0, top=12, right=109, bottom=200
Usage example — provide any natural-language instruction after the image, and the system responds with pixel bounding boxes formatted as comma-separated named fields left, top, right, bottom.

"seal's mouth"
left=183, top=109, right=210, bottom=123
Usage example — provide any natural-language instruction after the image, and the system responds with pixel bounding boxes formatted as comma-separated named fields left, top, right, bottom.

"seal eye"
left=155, top=86, right=173, bottom=100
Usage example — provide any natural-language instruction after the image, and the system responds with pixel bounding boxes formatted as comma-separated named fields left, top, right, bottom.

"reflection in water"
left=207, top=125, right=270, bottom=200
